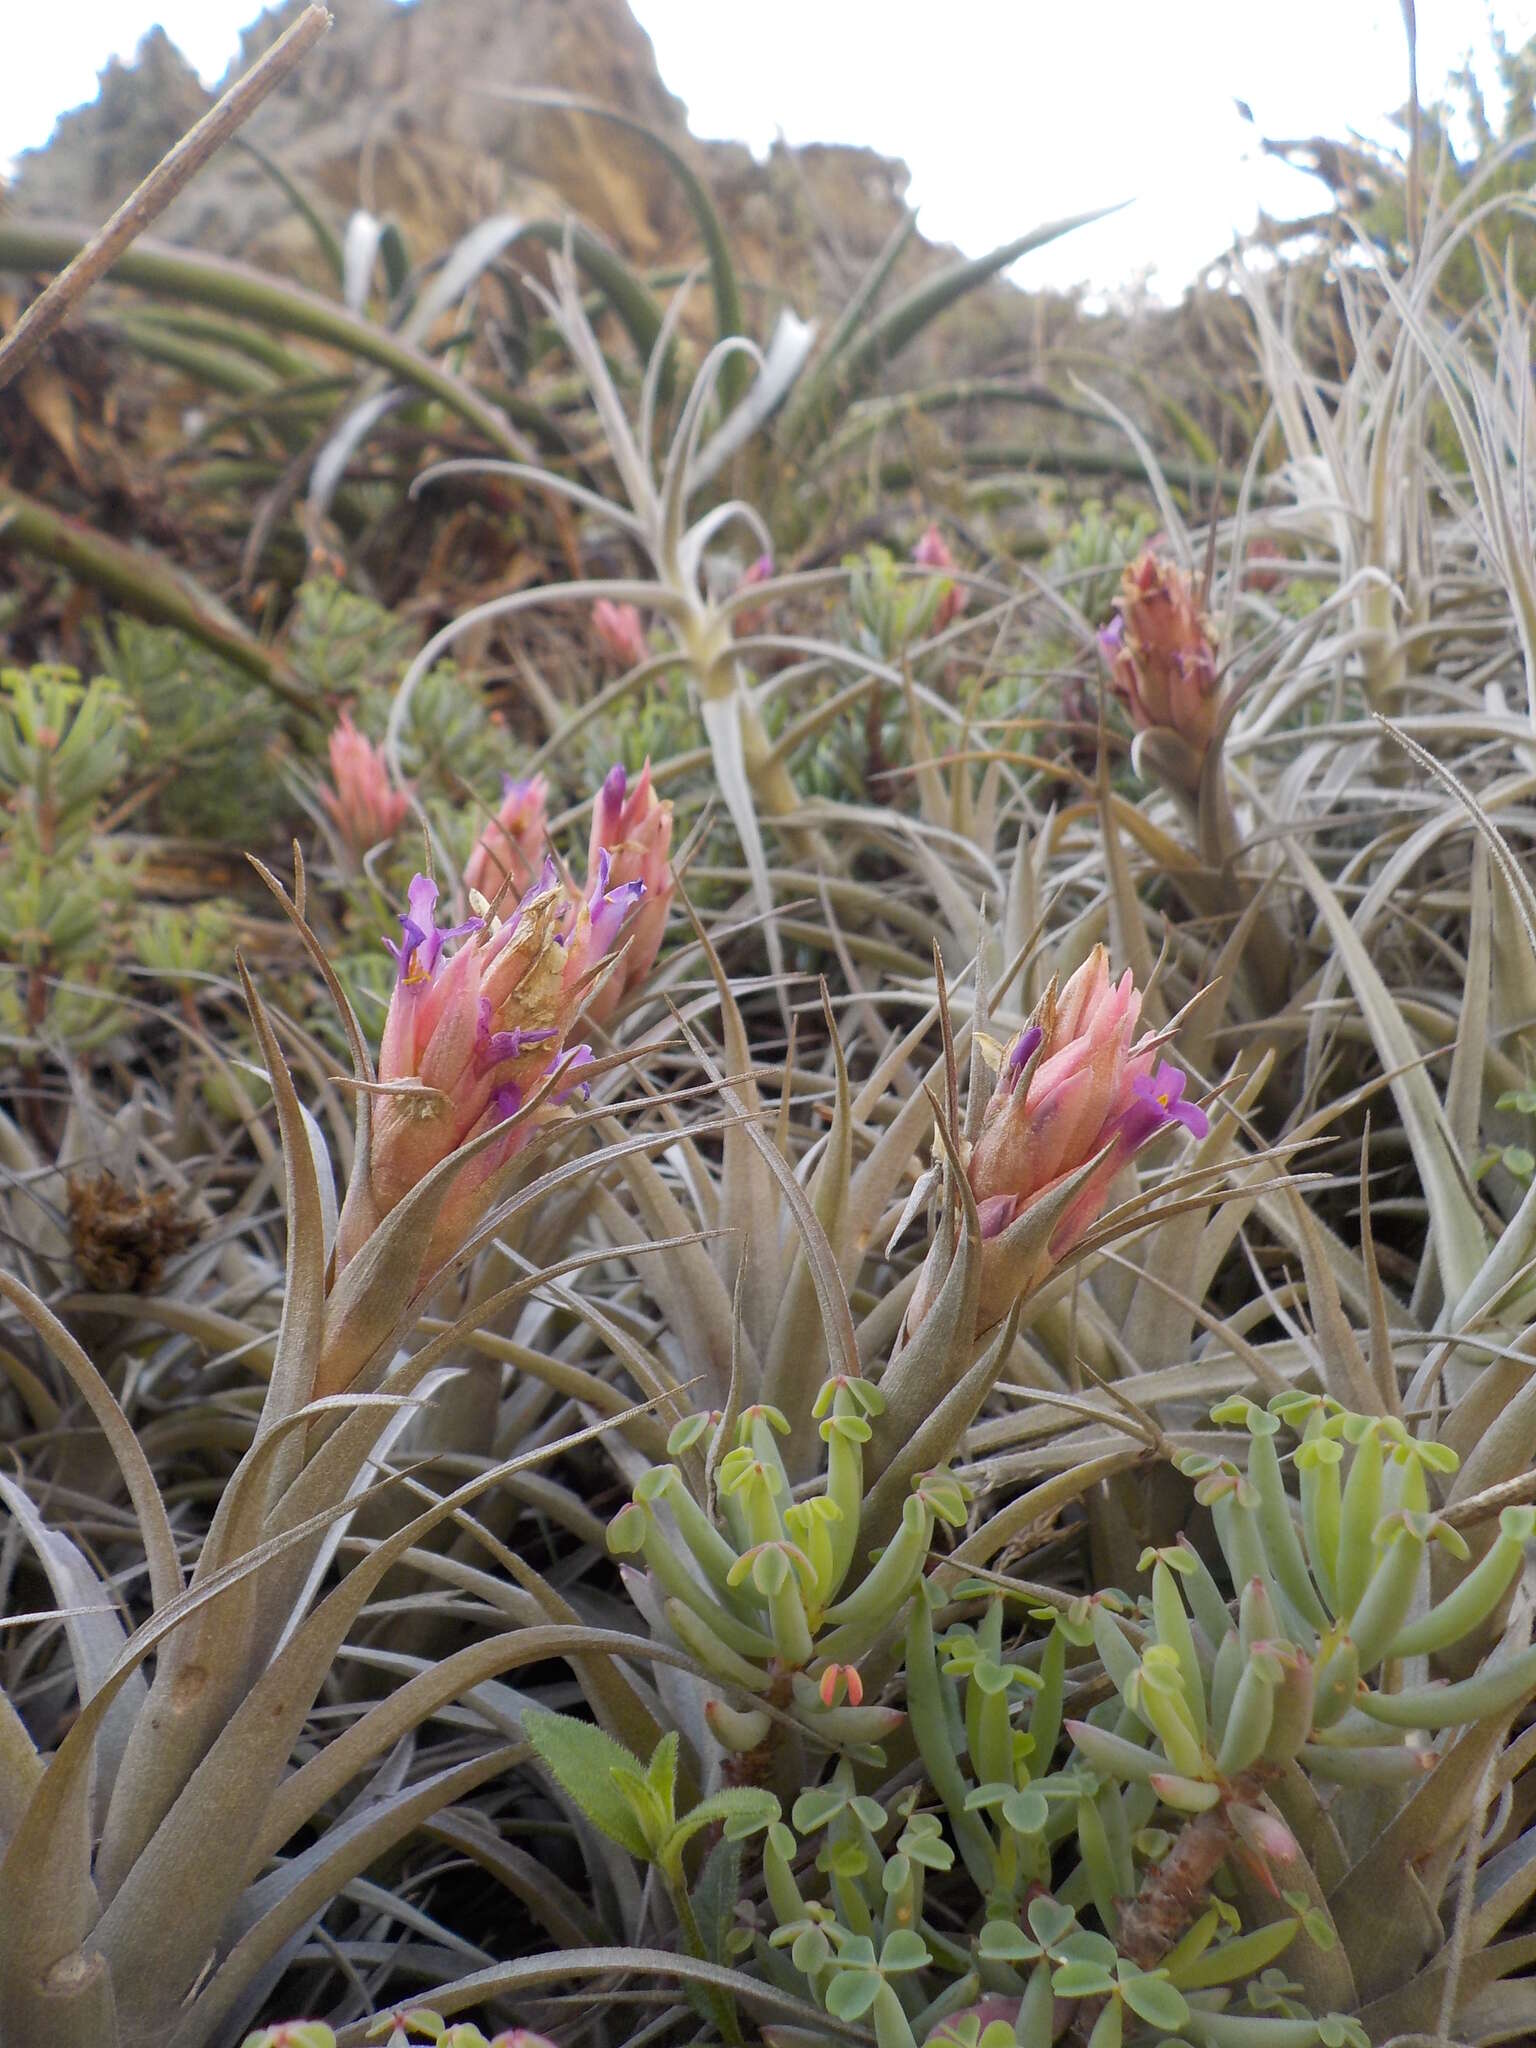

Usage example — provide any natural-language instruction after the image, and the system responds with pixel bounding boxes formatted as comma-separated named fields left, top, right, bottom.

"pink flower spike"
left=1100, top=550, right=1221, bottom=757
left=592, top=599, right=649, bottom=670
left=913, top=522, right=968, bottom=628
left=577, top=758, right=675, bottom=1024
left=905, top=943, right=1208, bottom=1333
left=335, top=875, right=603, bottom=1300
left=465, top=772, right=549, bottom=902
left=321, top=712, right=410, bottom=855
left=913, top=524, right=955, bottom=572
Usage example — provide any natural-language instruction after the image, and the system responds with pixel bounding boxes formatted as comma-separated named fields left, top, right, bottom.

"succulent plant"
left=611, top=1384, right=967, bottom=1784
left=762, top=1396, right=1536, bottom=2046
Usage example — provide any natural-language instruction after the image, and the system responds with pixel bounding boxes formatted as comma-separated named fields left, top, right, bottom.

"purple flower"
left=1115, top=1063, right=1209, bottom=1152
left=1003, top=1023, right=1045, bottom=1089
left=386, top=874, right=483, bottom=985
left=553, top=1043, right=596, bottom=1103
left=976, top=1193, right=1018, bottom=1240
left=476, top=996, right=558, bottom=1069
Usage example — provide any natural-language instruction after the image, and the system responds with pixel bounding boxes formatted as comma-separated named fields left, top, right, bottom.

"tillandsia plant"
left=387, top=247, right=811, bottom=966
left=582, top=936, right=1216, bottom=1835
left=333, top=754, right=676, bottom=1318
left=0, top=755, right=679, bottom=2048
left=762, top=1394, right=1536, bottom=2048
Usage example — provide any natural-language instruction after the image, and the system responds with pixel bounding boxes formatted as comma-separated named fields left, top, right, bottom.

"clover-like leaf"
left=823, top=1970, right=880, bottom=2022
left=790, top=1924, right=833, bottom=1974
left=1001, top=1787, right=1049, bottom=1835
left=879, top=1929, right=931, bottom=1973
left=819, top=1839, right=873, bottom=1882
left=1026, top=1896, right=1079, bottom=1952
left=791, top=1790, right=840, bottom=1835
left=1052, top=1958, right=1116, bottom=1999
left=978, top=1919, right=1039, bottom=1962
left=667, top=1412, right=715, bottom=1456
left=1118, top=1966, right=1188, bottom=2030
left=898, top=1813, right=955, bottom=1871
left=963, top=1781, right=1014, bottom=1813
left=1056, top=1930, right=1118, bottom=1969
left=606, top=1502, right=648, bottom=1555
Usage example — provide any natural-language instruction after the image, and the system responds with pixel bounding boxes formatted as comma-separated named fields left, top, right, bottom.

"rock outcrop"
left=8, top=0, right=979, bottom=348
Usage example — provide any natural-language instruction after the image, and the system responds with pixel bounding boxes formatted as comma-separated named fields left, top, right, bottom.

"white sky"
left=2, top=2, right=1532, bottom=295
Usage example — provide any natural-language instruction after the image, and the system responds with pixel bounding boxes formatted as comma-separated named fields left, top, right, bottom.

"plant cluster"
left=6, top=27, right=1536, bottom=2048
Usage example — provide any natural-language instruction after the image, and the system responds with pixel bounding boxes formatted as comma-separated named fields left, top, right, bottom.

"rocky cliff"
left=7, top=0, right=1004, bottom=356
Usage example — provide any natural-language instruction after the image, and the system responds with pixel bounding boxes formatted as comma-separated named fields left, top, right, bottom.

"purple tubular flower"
left=1114, top=1063, right=1209, bottom=1152
left=1004, top=1023, right=1045, bottom=1089
left=387, top=874, right=483, bottom=984
left=553, top=1043, right=595, bottom=1102
left=477, top=996, right=558, bottom=1068
left=976, top=1193, right=1017, bottom=1239
left=514, top=854, right=562, bottom=920
left=592, top=763, right=628, bottom=843
left=492, top=1083, right=524, bottom=1123
left=1097, top=615, right=1125, bottom=661
left=586, top=864, right=647, bottom=956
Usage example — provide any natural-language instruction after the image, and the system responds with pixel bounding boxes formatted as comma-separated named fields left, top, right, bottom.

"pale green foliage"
left=0, top=664, right=139, bottom=1048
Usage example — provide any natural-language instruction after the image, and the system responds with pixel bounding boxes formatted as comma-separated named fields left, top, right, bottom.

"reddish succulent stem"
left=1066, top=1771, right=1266, bottom=2047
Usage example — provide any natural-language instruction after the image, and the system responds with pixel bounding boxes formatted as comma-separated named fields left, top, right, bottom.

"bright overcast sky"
left=3, top=2, right=1533, bottom=295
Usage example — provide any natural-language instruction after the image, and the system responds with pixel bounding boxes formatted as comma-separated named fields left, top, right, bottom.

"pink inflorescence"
left=464, top=773, right=550, bottom=903
left=592, top=599, right=649, bottom=670
left=912, top=523, right=969, bottom=630
left=1099, top=551, right=1222, bottom=753
left=970, top=945, right=1208, bottom=1255
left=321, top=712, right=410, bottom=853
